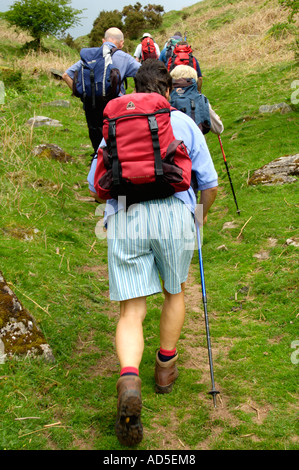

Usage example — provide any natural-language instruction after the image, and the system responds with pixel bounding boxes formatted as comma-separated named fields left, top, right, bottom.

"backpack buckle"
left=148, top=115, right=158, bottom=133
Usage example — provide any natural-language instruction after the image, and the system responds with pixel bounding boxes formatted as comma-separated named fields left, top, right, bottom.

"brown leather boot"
left=115, top=375, right=143, bottom=446
left=155, top=351, right=179, bottom=394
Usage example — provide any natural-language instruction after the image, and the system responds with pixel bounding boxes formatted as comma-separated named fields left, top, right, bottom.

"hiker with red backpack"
left=87, top=59, right=218, bottom=447
left=133, top=33, right=160, bottom=62
left=167, top=41, right=203, bottom=92
left=159, top=31, right=183, bottom=65
left=62, top=28, right=141, bottom=154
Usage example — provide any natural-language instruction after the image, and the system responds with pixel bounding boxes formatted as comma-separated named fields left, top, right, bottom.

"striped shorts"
left=106, top=196, right=195, bottom=301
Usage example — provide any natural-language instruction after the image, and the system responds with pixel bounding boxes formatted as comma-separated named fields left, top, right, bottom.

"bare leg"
left=159, top=283, right=186, bottom=350
left=115, top=296, right=147, bottom=370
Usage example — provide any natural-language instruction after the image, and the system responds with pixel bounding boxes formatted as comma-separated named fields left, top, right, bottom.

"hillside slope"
left=156, top=0, right=298, bottom=70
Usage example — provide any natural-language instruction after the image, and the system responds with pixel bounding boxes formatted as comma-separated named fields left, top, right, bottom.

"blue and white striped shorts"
left=107, top=196, right=195, bottom=301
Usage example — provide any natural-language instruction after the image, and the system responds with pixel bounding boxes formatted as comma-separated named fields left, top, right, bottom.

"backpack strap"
left=190, top=99, right=196, bottom=122
left=148, top=115, right=163, bottom=178
left=109, top=47, right=128, bottom=96
left=108, top=120, right=121, bottom=186
left=90, top=69, right=96, bottom=108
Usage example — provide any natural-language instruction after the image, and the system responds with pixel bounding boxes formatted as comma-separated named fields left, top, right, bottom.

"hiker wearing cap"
left=62, top=27, right=141, bottom=154
left=87, top=59, right=218, bottom=446
left=134, top=33, right=160, bottom=62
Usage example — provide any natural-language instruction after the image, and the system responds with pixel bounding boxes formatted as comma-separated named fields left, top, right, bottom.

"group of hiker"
left=62, top=27, right=220, bottom=447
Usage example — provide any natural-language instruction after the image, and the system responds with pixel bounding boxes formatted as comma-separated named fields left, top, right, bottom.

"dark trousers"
left=83, top=98, right=107, bottom=154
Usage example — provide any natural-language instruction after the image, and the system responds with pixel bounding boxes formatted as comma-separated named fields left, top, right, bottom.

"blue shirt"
left=87, top=109, right=218, bottom=222
left=65, top=42, right=141, bottom=95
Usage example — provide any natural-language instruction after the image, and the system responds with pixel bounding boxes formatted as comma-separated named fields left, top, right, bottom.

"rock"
left=222, top=221, right=238, bottom=230
left=0, top=271, right=55, bottom=363
left=0, top=339, right=6, bottom=364
left=26, top=116, right=63, bottom=128
left=268, top=238, right=278, bottom=247
left=253, top=250, right=270, bottom=260
left=50, top=68, right=64, bottom=79
left=32, top=144, right=73, bottom=162
left=248, top=154, right=299, bottom=186
left=259, top=102, right=292, bottom=114
left=43, top=99, right=70, bottom=108
left=285, top=237, right=299, bottom=247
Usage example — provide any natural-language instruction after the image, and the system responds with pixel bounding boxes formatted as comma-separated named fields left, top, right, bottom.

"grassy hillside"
left=0, top=0, right=298, bottom=451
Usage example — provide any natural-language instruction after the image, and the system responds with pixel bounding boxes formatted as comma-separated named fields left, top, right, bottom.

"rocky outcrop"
left=0, top=271, right=55, bottom=363
left=32, top=143, right=73, bottom=162
left=26, top=116, right=62, bottom=128
left=259, top=102, right=292, bottom=114
left=248, top=154, right=299, bottom=186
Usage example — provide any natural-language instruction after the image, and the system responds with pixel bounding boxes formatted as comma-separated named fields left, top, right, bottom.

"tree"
left=122, top=3, right=146, bottom=40
left=89, top=3, right=165, bottom=44
left=143, top=4, right=165, bottom=29
left=122, top=3, right=164, bottom=39
left=89, top=10, right=123, bottom=47
left=4, top=0, right=83, bottom=48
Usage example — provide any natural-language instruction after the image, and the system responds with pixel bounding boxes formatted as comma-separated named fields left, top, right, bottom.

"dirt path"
left=80, top=261, right=242, bottom=450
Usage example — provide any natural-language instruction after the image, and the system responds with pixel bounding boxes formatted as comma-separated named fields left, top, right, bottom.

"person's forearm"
left=89, top=189, right=106, bottom=204
left=197, top=186, right=218, bottom=224
left=197, top=77, right=203, bottom=92
left=62, top=72, right=74, bottom=91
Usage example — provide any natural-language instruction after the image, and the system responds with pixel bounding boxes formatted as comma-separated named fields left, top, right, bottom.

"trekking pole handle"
left=218, top=135, right=227, bottom=162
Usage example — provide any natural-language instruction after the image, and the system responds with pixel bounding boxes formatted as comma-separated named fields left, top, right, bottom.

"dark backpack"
left=167, top=44, right=197, bottom=72
left=141, top=37, right=158, bottom=61
left=170, top=78, right=211, bottom=134
left=165, top=37, right=182, bottom=62
left=93, top=93, right=192, bottom=205
left=73, top=45, right=123, bottom=109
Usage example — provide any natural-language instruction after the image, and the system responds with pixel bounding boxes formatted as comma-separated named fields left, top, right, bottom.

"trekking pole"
left=218, top=135, right=240, bottom=216
left=195, top=219, right=220, bottom=408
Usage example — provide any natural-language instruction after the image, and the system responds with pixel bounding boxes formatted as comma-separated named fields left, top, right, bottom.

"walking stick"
left=218, top=135, right=240, bottom=216
left=195, top=219, right=220, bottom=408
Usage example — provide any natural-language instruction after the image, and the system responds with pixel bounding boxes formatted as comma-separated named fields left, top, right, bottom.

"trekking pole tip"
left=208, top=389, right=220, bottom=408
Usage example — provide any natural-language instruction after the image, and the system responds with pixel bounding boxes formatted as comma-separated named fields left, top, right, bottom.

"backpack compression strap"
left=108, top=120, right=120, bottom=186
left=148, top=115, right=163, bottom=178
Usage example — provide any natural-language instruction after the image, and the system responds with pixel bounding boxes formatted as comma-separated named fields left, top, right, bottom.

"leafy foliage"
left=89, top=3, right=164, bottom=44
left=89, top=10, right=123, bottom=47
left=4, top=0, right=83, bottom=46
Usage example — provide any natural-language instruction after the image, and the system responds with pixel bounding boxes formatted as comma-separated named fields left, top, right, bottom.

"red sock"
left=158, top=347, right=176, bottom=362
left=120, top=366, right=139, bottom=377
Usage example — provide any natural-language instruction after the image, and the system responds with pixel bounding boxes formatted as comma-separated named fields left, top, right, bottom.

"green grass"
left=0, top=12, right=299, bottom=451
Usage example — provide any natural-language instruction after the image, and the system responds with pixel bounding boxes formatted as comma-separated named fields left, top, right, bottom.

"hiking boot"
left=115, top=375, right=143, bottom=446
left=155, top=351, right=179, bottom=394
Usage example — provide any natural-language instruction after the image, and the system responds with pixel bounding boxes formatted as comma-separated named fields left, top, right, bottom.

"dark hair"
left=134, top=59, right=172, bottom=96
left=174, top=31, right=182, bottom=37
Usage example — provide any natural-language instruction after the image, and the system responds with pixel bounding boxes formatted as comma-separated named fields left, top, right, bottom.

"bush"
left=1, top=69, right=26, bottom=92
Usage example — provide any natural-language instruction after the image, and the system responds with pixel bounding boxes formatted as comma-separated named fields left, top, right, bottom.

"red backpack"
left=167, top=44, right=197, bottom=72
left=141, top=37, right=158, bottom=61
left=94, top=93, right=192, bottom=206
